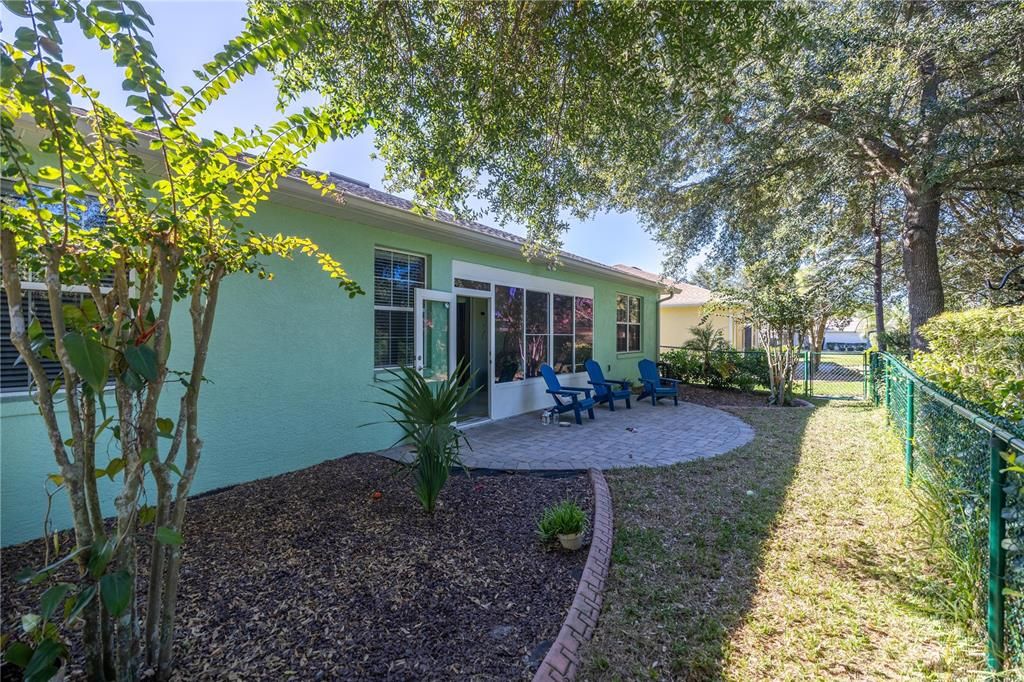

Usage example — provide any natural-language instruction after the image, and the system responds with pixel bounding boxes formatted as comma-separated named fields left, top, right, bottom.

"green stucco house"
left=1, top=164, right=662, bottom=546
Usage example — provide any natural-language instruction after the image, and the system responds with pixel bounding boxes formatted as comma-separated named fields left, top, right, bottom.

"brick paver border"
left=533, top=468, right=613, bottom=682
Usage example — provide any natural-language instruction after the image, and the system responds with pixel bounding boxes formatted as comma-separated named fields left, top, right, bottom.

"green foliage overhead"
left=914, top=307, right=1024, bottom=423
left=258, top=0, right=792, bottom=259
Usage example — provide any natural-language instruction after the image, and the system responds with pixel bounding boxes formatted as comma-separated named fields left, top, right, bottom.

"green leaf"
left=139, top=447, right=157, bottom=465
left=138, top=504, right=157, bottom=525
left=23, top=639, right=63, bottom=682
left=87, top=537, right=115, bottom=579
left=94, top=416, right=113, bottom=439
left=21, top=614, right=40, bottom=634
left=63, top=332, right=108, bottom=394
left=39, top=583, right=72, bottom=621
left=37, top=166, right=61, bottom=181
left=4, top=641, right=33, bottom=668
left=65, top=584, right=96, bottom=623
left=156, top=417, right=173, bottom=435
left=124, top=344, right=158, bottom=382
left=61, top=304, right=86, bottom=330
left=99, top=571, right=132, bottom=618
left=105, top=457, right=124, bottom=481
left=121, top=369, right=145, bottom=393
left=155, top=526, right=183, bottom=546
left=16, top=546, right=85, bottom=585
left=80, top=298, right=100, bottom=323
left=2, top=1, right=31, bottom=19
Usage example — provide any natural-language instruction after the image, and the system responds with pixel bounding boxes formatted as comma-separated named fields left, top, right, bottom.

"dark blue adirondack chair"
left=540, top=364, right=596, bottom=425
left=585, top=359, right=632, bottom=411
left=638, top=358, right=680, bottom=406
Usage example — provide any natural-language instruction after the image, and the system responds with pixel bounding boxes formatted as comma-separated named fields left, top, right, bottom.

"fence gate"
left=799, top=351, right=867, bottom=399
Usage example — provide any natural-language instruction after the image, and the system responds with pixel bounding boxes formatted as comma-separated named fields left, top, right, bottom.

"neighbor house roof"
left=612, top=265, right=714, bottom=306
left=12, top=111, right=663, bottom=291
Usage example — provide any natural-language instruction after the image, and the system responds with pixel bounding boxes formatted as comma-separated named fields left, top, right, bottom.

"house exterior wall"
left=0, top=197, right=659, bottom=545
left=660, top=305, right=746, bottom=349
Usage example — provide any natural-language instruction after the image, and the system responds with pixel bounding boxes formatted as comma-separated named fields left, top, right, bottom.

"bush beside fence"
left=871, top=352, right=1023, bottom=673
left=659, top=347, right=770, bottom=392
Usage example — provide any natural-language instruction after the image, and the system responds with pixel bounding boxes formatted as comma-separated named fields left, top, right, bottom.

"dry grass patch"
left=582, top=399, right=981, bottom=681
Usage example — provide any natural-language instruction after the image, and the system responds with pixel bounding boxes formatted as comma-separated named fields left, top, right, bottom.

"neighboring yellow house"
left=613, top=265, right=751, bottom=351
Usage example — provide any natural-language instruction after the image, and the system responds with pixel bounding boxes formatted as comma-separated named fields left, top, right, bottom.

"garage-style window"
left=373, top=248, right=426, bottom=368
left=616, top=294, right=642, bottom=353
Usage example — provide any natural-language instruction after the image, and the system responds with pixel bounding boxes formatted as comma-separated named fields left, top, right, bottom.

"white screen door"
left=414, top=289, right=456, bottom=381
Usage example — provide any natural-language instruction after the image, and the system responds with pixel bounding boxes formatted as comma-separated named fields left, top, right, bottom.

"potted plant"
left=537, top=501, right=589, bottom=550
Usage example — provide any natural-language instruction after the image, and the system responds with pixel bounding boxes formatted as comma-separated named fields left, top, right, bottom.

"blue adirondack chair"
left=638, top=358, right=680, bottom=406
left=585, top=359, right=632, bottom=411
left=540, top=364, right=596, bottom=425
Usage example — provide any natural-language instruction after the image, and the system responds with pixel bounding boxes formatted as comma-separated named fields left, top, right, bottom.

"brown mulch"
left=1, top=454, right=591, bottom=681
left=677, top=384, right=776, bottom=408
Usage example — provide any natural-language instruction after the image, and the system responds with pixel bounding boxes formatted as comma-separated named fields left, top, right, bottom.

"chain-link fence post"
left=862, top=353, right=868, bottom=400
left=803, top=351, right=810, bottom=397
left=884, top=358, right=891, bottom=423
left=904, top=379, right=914, bottom=487
left=871, top=353, right=880, bottom=406
left=988, top=433, right=1007, bottom=671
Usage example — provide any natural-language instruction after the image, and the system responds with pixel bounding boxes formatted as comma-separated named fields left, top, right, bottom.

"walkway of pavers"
left=381, top=399, right=755, bottom=471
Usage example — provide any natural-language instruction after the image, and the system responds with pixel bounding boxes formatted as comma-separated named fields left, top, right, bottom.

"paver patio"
left=382, top=399, right=755, bottom=470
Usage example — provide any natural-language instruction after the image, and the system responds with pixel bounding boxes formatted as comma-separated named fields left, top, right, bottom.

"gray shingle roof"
left=43, top=107, right=657, bottom=287
left=612, top=265, right=714, bottom=305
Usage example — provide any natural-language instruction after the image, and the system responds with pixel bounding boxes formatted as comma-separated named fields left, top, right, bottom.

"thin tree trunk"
left=902, top=185, right=945, bottom=352
left=872, top=192, right=887, bottom=351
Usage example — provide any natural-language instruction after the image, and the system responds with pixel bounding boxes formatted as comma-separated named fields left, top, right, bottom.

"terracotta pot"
left=557, top=532, right=583, bottom=551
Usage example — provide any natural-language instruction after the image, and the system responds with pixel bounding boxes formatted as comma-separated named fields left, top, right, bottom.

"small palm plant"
left=684, top=322, right=728, bottom=380
left=372, top=362, right=477, bottom=513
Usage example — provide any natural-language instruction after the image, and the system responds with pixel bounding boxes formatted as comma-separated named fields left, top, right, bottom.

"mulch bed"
left=1, top=454, right=591, bottom=680
left=677, top=384, right=775, bottom=408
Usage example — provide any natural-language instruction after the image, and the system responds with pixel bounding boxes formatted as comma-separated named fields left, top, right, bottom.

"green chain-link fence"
left=659, top=347, right=867, bottom=400
left=870, top=352, right=1024, bottom=672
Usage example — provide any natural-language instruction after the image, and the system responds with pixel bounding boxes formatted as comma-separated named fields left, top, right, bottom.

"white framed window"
left=373, top=248, right=427, bottom=368
left=616, top=294, right=642, bottom=353
left=494, top=287, right=594, bottom=383
left=1, top=184, right=113, bottom=395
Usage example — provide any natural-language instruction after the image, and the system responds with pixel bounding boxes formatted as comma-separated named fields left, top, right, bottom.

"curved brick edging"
left=533, top=468, right=613, bottom=682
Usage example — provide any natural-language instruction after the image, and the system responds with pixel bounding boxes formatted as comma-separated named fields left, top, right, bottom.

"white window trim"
left=616, top=293, right=643, bottom=354
left=372, top=246, right=428, bottom=370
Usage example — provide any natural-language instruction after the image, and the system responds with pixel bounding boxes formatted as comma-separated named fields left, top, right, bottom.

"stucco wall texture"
left=1, top=199, right=659, bottom=545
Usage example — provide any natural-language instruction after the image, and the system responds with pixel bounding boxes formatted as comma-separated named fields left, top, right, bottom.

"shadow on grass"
left=582, top=402, right=816, bottom=680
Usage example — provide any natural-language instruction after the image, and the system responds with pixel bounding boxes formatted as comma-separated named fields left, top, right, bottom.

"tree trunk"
left=902, top=185, right=944, bottom=352
left=872, top=195, right=887, bottom=351
left=809, top=318, right=827, bottom=374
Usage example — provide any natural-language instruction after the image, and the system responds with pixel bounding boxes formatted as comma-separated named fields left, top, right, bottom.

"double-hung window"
left=373, top=248, right=426, bottom=369
left=1, top=185, right=112, bottom=394
left=616, top=294, right=642, bottom=353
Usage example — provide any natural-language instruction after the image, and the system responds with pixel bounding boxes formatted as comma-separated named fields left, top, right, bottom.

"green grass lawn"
left=581, top=400, right=983, bottom=680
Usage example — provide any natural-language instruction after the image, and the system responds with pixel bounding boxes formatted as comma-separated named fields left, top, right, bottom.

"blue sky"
left=1, top=0, right=671, bottom=274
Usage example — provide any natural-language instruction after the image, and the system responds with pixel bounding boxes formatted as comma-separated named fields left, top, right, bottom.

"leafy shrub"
left=373, top=363, right=476, bottom=513
left=914, top=307, right=1024, bottom=423
left=876, top=329, right=912, bottom=356
left=660, top=348, right=769, bottom=392
left=537, top=501, right=588, bottom=542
